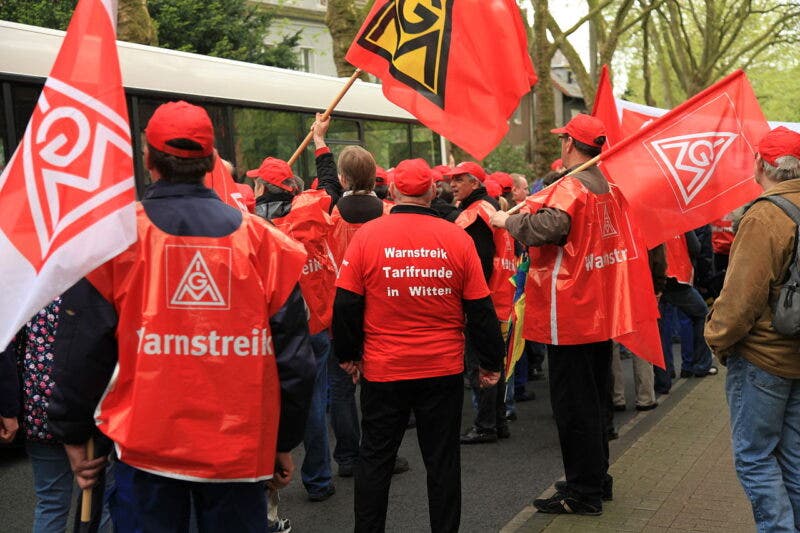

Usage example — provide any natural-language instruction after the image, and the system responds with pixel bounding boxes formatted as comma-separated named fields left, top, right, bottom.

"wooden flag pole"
left=505, top=154, right=602, bottom=215
left=287, top=68, right=363, bottom=167
left=79, top=438, right=94, bottom=524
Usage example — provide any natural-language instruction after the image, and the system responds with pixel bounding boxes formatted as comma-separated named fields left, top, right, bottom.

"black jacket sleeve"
left=316, top=151, right=342, bottom=210
left=463, top=296, right=504, bottom=372
left=465, top=218, right=495, bottom=283
left=270, top=284, right=316, bottom=452
left=331, top=288, right=365, bottom=363
left=48, top=279, right=119, bottom=444
left=0, top=335, right=21, bottom=418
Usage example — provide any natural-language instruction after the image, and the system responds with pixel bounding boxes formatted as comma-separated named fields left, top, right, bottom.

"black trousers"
left=465, top=340, right=507, bottom=432
left=355, top=373, right=463, bottom=533
left=548, top=341, right=612, bottom=504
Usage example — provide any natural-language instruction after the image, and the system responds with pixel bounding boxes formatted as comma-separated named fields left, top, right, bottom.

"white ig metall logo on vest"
left=650, top=132, right=738, bottom=208
left=168, top=247, right=230, bottom=309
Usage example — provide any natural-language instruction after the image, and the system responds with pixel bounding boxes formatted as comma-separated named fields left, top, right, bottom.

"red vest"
left=272, top=190, right=336, bottom=334
left=329, top=200, right=390, bottom=266
left=711, top=215, right=735, bottom=255
left=455, top=200, right=516, bottom=321
left=521, top=177, right=659, bottom=349
left=665, top=234, right=694, bottom=285
left=89, top=205, right=306, bottom=481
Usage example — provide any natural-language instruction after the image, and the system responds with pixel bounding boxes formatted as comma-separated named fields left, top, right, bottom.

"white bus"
left=0, top=20, right=443, bottom=196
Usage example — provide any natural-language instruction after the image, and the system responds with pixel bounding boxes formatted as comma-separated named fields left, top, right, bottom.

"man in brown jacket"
left=705, top=126, right=800, bottom=532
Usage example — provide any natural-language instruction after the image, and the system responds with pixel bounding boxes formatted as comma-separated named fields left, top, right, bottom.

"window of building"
left=300, top=48, right=314, bottom=73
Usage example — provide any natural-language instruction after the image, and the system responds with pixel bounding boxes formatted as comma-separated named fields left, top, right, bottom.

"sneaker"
left=635, top=402, right=658, bottom=412
left=695, top=366, right=718, bottom=377
left=268, top=518, right=292, bottom=533
left=533, top=491, right=602, bottom=515
left=307, top=484, right=336, bottom=502
left=393, top=456, right=410, bottom=475
left=337, top=463, right=355, bottom=478
left=505, top=411, right=518, bottom=422
left=555, top=480, right=613, bottom=502
left=460, top=427, right=497, bottom=444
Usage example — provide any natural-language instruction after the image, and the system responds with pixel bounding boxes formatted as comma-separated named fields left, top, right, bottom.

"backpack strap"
left=754, top=195, right=800, bottom=227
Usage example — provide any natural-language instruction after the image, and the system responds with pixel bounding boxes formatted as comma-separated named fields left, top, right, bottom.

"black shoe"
left=533, top=491, right=602, bottom=515
left=497, top=425, right=511, bottom=439
left=655, top=388, right=670, bottom=395
left=613, top=404, right=626, bottom=412
left=670, top=370, right=676, bottom=379
left=607, top=427, right=619, bottom=441
left=393, top=456, right=410, bottom=475
left=694, top=366, right=718, bottom=377
left=555, top=480, right=613, bottom=502
left=308, top=484, right=336, bottom=502
left=680, top=369, right=693, bottom=378
left=514, top=391, right=534, bottom=402
left=337, top=463, right=355, bottom=478
left=505, top=411, right=518, bottom=422
left=460, top=427, right=497, bottom=444
left=635, top=402, right=658, bottom=412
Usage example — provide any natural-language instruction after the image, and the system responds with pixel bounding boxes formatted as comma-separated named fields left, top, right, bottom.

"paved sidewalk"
left=506, top=367, right=755, bottom=532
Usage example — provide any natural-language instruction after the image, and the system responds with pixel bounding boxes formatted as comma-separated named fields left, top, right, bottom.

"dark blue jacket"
left=47, top=181, right=315, bottom=452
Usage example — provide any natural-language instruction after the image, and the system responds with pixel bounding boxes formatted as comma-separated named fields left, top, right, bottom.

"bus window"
left=304, top=116, right=360, bottom=144
left=364, top=120, right=410, bottom=168
left=232, top=107, right=304, bottom=180
left=12, top=84, right=41, bottom=145
left=411, top=124, right=442, bottom=167
left=0, top=89, right=7, bottom=170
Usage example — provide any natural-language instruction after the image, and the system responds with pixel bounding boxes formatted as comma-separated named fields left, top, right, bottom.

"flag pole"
left=287, top=68, right=363, bottom=167
left=79, top=437, right=94, bottom=526
left=506, top=154, right=602, bottom=215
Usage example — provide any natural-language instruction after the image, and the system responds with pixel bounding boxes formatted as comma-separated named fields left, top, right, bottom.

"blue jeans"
left=661, top=282, right=712, bottom=374
left=302, top=332, right=333, bottom=495
left=328, top=346, right=360, bottom=469
left=26, top=441, right=74, bottom=533
left=726, top=355, right=800, bottom=532
left=26, top=441, right=113, bottom=533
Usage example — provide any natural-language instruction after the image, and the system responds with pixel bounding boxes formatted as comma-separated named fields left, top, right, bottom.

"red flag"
left=205, top=155, right=247, bottom=212
left=0, top=0, right=135, bottom=348
left=590, top=64, right=623, bottom=147
left=620, top=107, right=661, bottom=138
left=599, top=70, right=769, bottom=248
left=345, top=0, right=537, bottom=160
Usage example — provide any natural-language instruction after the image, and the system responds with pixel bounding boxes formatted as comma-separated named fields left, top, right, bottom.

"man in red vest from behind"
left=47, top=102, right=316, bottom=532
left=492, top=114, right=620, bottom=516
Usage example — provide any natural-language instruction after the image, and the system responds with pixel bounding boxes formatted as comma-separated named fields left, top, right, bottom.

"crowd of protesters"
left=1, top=103, right=799, bottom=533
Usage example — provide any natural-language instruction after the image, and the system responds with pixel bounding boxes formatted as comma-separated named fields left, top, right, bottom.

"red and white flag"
left=0, top=0, right=135, bottom=348
left=600, top=70, right=769, bottom=248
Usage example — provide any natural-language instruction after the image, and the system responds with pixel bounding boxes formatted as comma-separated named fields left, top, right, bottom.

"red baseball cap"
left=145, top=101, right=215, bottom=158
left=758, top=126, right=800, bottom=167
left=246, top=157, right=294, bottom=192
left=489, top=171, right=513, bottom=192
left=442, top=161, right=486, bottom=182
left=393, top=158, right=433, bottom=196
left=431, top=168, right=444, bottom=183
left=551, top=114, right=606, bottom=148
left=550, top=158, right=564, bottom=171
left=484, top=179, right=502, bottom=198
left=375, top=166, right=389, bottom=185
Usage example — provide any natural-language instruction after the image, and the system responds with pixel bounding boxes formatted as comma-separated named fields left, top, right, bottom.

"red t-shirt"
left=336, top=211, right=490, bottom=381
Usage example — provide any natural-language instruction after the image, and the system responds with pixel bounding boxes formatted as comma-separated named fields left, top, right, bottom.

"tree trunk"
left=531, top=0, right=560, bottom=178
left=325, top=0, right=361, bottom=77
left=117, top=0, right=157, bottom=46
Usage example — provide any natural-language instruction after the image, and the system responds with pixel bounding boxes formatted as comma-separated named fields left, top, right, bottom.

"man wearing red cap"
left=333, top=158, right=504, bottom=533
left=706, top=126, right=800, bottom=532
left=446, top=161, right=516, bottom=444
left=247, top=155, right=338, bottom=504
left=47, top=101, right=315, bottom=531
left=491, top=113, right=619, bottom=515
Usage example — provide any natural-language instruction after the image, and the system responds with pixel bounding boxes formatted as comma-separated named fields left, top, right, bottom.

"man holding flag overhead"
left=491, top=114, right=661, bottom=516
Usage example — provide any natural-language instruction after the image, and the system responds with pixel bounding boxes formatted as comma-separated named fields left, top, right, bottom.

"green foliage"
left=147, top=0, right=300, bottom=69
left=482, top=139, right=532, bottom=176
left=0, top=0, right=77, bottom=30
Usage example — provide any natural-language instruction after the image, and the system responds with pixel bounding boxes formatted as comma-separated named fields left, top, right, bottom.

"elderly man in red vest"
left=492, top=114, right=626, bottom=516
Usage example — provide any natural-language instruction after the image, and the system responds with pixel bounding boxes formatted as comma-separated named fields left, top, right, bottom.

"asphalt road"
left=0, top=353, right=652, bottom=532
